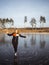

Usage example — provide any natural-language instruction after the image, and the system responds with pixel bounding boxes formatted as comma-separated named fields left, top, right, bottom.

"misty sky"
left=0, top=0, right=49, bottom=28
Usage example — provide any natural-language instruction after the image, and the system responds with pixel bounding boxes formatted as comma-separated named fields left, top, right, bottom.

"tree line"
left=24, top=16, right=46, bottom=28
left=0, top=18, right=14, bottom=28
left=0, top=16, right=46, bottom=28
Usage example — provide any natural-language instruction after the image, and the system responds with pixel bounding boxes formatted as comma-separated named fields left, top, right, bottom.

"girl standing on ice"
left=6, top=30, right=26, bottom=56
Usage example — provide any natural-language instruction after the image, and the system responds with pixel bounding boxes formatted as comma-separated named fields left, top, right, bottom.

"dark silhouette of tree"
left=0, top=18, right=14, bottom=28
left=30, top=18, right=36, bottom=28
left=0, top=18, right=2, bottom=22
left=2, top=18, right=6, bottom=28
left=24, top=16, right=27, bottom=28
left=10, top=18, right=14, bottom=25
left=24, top=16, right=27, bottom=23
left=0, top=18, right=2, bottom=28
left=40, top=16, right=46, bottom=28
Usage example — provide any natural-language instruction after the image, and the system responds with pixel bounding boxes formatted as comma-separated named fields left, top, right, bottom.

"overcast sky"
left=0, top=0, right=49, bottom=28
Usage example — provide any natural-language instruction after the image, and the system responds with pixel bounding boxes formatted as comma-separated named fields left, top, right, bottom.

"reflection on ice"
left=40, top=34, right=46, bottom=48
left=0, top=33, right=49, bottom=65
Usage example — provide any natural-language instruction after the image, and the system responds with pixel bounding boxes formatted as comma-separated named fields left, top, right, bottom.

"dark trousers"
left=12, top=39, right=18, bottom=53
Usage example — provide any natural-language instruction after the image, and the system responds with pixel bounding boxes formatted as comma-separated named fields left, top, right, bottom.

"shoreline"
left=0, top=28, right=49, bottom=34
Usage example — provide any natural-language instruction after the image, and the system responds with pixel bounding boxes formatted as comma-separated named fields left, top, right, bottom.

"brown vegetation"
left=0, top=28, right=49, bottom=34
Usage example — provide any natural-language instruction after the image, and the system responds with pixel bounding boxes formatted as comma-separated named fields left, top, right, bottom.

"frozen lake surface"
left=0, top=33, right=49, bottom=65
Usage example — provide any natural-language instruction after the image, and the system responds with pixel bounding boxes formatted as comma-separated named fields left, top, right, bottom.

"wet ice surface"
left=0, top=33, right=49, bottom=65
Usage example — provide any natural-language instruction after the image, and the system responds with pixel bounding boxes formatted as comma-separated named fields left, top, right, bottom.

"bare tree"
left=24, top=16, right=27, bottom=28
left=9, top=18, right=14, bottom=25
left=40, top=16, right=46, bottom=28
left=0, top=18, right=14, bottom=28
left=0, top=18, right=2, bottom=28
left=30, top=18, right=36, bottom=28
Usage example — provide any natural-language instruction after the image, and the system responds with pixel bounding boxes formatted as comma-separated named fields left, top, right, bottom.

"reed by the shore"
left=0, top=28, right=49, bottom=34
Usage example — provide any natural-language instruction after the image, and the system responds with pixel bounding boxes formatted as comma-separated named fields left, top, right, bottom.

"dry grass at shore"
left=0, top=28, right=49, bottom=34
